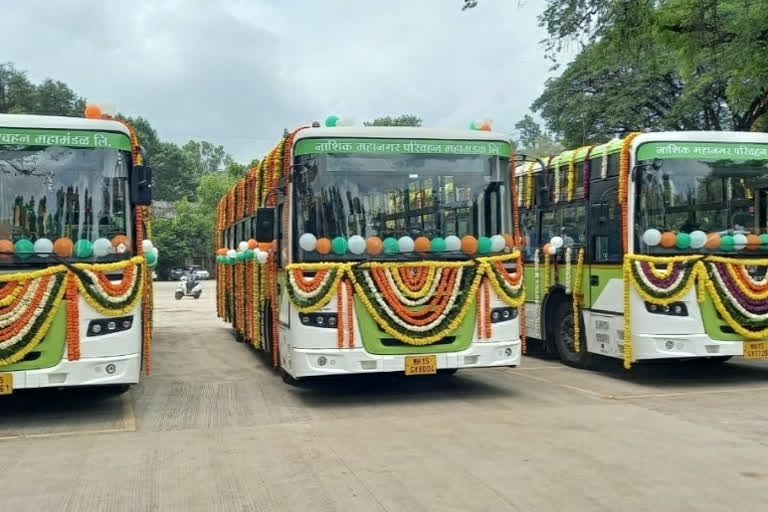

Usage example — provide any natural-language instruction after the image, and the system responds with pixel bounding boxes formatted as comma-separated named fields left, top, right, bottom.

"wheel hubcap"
left=561, top=314, right=576, bottom=352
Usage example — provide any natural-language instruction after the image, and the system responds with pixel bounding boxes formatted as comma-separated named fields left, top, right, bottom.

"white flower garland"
left=632, top=260, right=687, bottom=295
left=534, top=249, right=540, bottom=303
left=600, top=151, right=608, bottom=179
left=0, top=277, right=44, bottom=324
left=738, top=264, right=768, bottom=287
left=709, top=263, right=768, bottom=321
left=287, top=268, right=336, bottom=301
left=361, top=267, right=464, bottom=332
left=565, top=247, right=573, bottom=295
left=83, top=268, right=139, bottom=303
left=382, top=267, right=443, bottom=306
left=0, top=276, right=57, bottom=350
left=553, top=165, right=561, bottom=203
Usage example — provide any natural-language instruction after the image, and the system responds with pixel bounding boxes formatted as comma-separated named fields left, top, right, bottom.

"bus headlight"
left=299, top=313, right=338, bottom=329
left=491, top=307, right=518, bottom=323
left=87, top=315, right=134, bottom=337
left=644, top=301, right=688, bottom=316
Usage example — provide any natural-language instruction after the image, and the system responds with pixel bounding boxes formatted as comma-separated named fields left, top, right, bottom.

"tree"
left=514, top=115, right=543, bottom=149
left=117, top=115, right=161, bottom=157
left=534, top=0, right=768, bottom=146
left=182, top=140, right=234, bottom=176
left=0, top=63, right=85, bottom=116
left=151, top=142, right=196, bottom=201
left=364, top=114, right=423, bottom=127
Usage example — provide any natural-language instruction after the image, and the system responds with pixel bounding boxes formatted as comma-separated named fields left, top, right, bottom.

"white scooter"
left=175, top=274, right=202, bottom=300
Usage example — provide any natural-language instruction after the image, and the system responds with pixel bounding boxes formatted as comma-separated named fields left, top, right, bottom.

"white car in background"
left=189, top=265, right=210, bottom=280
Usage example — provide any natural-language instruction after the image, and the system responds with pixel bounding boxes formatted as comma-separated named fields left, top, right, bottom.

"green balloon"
left=145, top=250, right=157, bottom=266
left=431, top=237, right=446, bottom=252
left=383, top=237, right=399, bottom=254
left=325, top=115, right=339, bottom=127
left=477, top=236, right=492, bottom=254
left=216, top=255, right=224, bottom=264
left=720, top=235, right=734, bottom=251
left=244, top=249, right=254, bottom=259
left=73, top=239, right=93, bottom=258
left=14, top=238, right=34, bottom=259
left=331, top=237, right=348, bottom=255
left=236, top=252, right=245, bottom=262
left=760, top=234, right=768, bottom=250
left=227, top=256, right=236, bottom=265
left=675, top=232, right=691, bottom=250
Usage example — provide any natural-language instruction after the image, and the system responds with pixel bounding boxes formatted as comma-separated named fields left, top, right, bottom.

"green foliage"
left=512, top=115, right=564, bottom=157
left=181, top=140, right=234, bottom=176
left=364, top=114, right=423, bottom=127
left=0, top=63, right=85, bottom=116
left=535, top=0, right=768, bottom=147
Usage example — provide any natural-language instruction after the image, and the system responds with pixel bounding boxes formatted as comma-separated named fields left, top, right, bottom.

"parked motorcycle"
left=175, top=273, right=202, bottom=300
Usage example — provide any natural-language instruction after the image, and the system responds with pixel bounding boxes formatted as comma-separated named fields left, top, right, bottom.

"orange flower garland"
left=509, top=149, right=521, bottom=247
left=270, top=257, right=279, bottom=368
left=483, top=278, right=492, bottom=339
left=66, top=273, right=80, bottom=361
left=337, top=279, right=345, bottom=349
left=346, top=279, right=354, bottom=348
left=618, top=132, right=641, bottom=253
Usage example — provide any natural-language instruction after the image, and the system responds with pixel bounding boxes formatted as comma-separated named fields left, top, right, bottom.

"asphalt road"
left=2, top=280, right=768, bottom=511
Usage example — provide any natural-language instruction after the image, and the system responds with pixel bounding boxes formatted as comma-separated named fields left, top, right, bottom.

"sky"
left=0, top=0, right=554, bottom=163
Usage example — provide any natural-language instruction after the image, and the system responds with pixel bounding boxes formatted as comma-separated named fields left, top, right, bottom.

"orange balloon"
left=111, top=234, right=130, bottom=250
left=0, top=239, right=13, bottom=259
left=542, top=243, right=551, bottom=256
left=216, top=248, right=228, bottom=256
left=414, top=236, right=430, bottom=252
left=257, top=242, right=271, bottom=251
left=705, top=233, right=721, bottom=250
left=461, top=235, right=478, bottom=255
left=502, top=233, right=514, bottom=248
left=53, top=237, right=74, bottom=258
left=366, top=236, right=382, bottom=255
left=84, top=104, right=103, bottom=119
left=747, top=234, right=761, bottom=250
left=247, top=239, right=258, bottom=250
left=660, top=231, right=677, bottom=248
left=316, top=238, right=331, bottom=255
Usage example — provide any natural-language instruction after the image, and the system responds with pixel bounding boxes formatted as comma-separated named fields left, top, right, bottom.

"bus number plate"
left=744, top=341, right=768, bottom=359
left=405, top=355, right=437, bottom=376
left=0, top=373, right=12, bottom=395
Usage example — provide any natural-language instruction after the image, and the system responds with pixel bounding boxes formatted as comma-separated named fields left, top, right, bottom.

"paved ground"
left=2, top=281, right=768, bottom=511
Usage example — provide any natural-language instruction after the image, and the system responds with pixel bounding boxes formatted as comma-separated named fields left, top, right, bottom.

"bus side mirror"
left=131, top=165, right=152, bottom=205
left=255, top=207, right=276, bottom=242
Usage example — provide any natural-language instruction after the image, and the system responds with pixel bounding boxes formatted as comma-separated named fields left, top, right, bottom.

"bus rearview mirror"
left=131, top=165, right=152, bottom=205
left=255, top=207, right=276, bottom=242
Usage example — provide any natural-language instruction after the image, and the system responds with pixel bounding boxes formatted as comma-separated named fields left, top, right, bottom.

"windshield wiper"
left=0, top=251, right=95, bottom=287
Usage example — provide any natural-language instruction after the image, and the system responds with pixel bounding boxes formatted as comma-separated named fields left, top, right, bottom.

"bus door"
left=587, top=179, right=621, bottom=310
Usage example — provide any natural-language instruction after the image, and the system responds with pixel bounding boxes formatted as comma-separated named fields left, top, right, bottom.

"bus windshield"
left=636, top=156, right=768, bottom=254
left=293, top=152, right=511, bottom=261
left=0, top=145, right=131, bottom=260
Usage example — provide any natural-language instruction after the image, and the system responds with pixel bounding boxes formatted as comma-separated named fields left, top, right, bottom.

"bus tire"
left=552, top=300, right=595, bottom=369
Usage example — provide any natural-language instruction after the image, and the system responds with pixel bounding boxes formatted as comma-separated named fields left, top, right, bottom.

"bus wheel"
left=553, top=300, right=594, bottom=369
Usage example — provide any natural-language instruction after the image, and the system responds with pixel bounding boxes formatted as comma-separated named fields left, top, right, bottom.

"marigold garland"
left=573, top=248, right=584, bottom=353
left=66, top=273, right=80, bottom=361
left=346, top=279, right=354, bottom=348
left=525, top=162, right=535, bottom=209
left=618, top=132, right=641, bottom=253
left=564, top=247, right=573, bottom=295
left=567, top=151, right=577, bottom=202
left=510, top=149, right=521, bottom=245
left=534, top=249, right=540, bottom=303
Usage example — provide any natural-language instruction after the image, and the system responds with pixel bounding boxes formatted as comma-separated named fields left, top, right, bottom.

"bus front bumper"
left=631, top=333, right=748, bottom=360
left=2, top=353, right=140, bottom=390
left=283, top=340, right=521, bottom=378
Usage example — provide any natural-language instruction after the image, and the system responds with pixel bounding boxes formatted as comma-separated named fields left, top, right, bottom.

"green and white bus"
left=216, top=123, right=526, bottom=382
left=516, top=131, right=768, bottom=369
left=0, top=112, right=154, bottom=395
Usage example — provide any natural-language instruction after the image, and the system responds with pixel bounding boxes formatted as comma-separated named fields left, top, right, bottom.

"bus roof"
left=0, top=113, right=131, bottom=137
left=515, top=130, right=768, bottom=174
left=294, top=126, right=511, bottom=144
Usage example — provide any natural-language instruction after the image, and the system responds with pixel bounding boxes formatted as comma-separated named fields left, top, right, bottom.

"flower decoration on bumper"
left=0, top=256, right=145, bottom=366
left=284, top=253, right=524, bottom=346
left=704, top=256, right=768, bottom=339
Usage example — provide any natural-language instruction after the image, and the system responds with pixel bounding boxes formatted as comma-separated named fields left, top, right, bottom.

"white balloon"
left=256, top=251, right=268, bottom=264
left=398, top=236, right=415, bottom=253
left=642, top=228, right=662, bottom=247
left=490, top=235, right=506, bottom=252
left=238, top=241, right=249, bottom=252
left=227, top=249, right=237, bottom=259
left=348, top=235, right=366, bottom=255
left=445, top=235, right=461, bottom=252
left=142, top=239, right=154, bottom=253
left=548, top=244, right=557, bottom=255
left=550, top=236, right=564, bottom=249
left=734, top=233, right=747, bottom=250
left=33, top=238, right=53, bottom=254
left=299, top=233, right=317, bottom=252
left=93, top=238, right=114, bottom=257
left=689, top=230, right=707, bottom=249
left=100, top=103, right=117, bottom=116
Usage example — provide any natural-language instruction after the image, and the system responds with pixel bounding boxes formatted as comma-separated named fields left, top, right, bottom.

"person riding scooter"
left=175, top=267, right=202, bottom=300
left=186, top=268, right=199, bottom=294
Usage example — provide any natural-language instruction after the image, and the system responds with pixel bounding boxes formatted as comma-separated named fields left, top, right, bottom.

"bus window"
left=562, top=204, right=586, bottom=246
left=521, top=211, right=538, bottom=261
left=606, top=153, right=620, bottom=177
left=591, top=188, right=621, bottom=263
left=541, top=210, right=560, bottom=244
